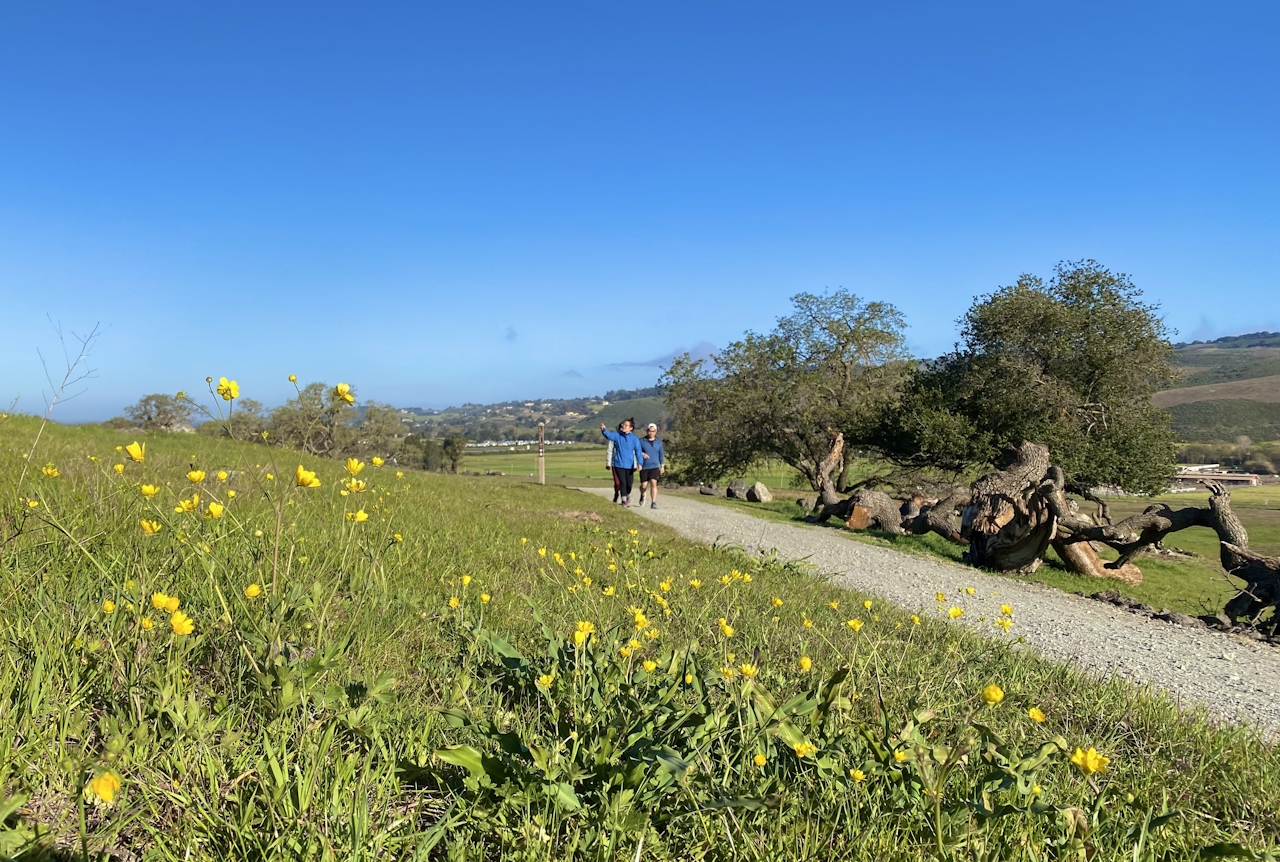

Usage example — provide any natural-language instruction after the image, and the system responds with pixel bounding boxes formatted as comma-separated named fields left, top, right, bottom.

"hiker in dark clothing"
left=600, top=418, right=643, bottom=507
left=637, top=423, right=665, bottom=508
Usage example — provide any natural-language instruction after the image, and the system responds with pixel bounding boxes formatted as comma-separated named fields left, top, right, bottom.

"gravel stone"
left=580, top=488, right=1280, bottom=735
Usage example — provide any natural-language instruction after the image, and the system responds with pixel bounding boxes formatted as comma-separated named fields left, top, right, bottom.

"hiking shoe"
left=622, top=497, right=631, bottom=508
left=650, top=502, right=657, bottom=509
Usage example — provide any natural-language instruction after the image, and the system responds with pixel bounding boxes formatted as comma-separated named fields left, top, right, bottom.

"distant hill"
left=1160, top=332, right=1280, bottom=441
left=397, top=387, right=665, bottom=442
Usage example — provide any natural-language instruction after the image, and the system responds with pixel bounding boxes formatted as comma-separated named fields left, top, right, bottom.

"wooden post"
left=537, top=422, right=545, bottom=485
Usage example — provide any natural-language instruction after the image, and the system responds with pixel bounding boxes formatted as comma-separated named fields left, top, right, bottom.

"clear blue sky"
left=2, top=2, right=1276, bottom=422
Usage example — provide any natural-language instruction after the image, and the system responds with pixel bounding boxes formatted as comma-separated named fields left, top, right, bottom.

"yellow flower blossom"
left=619, top=646, right=633, bottom=658
left=1000, top=603, right=1013, bottom=617
left=102, top=600, right=115, bottom=614
left=642, top=659, right=658, bottom=673
left=1028, top=707, right=1046, bottom=723
left=448, top=596, right=460, bottom=609
left=140, top=519, right=162, bottom=536
left=396, top=471, right=404, bottom=478
left=911, top=614, right=921, bottom=625
left=140, top=617, right=154, bottom=631
left=371, top=457, right=384, bottom=467
left=151, top=592, right=169, bottom=610
left=689, top=579, right=702, bottom=589
left=41, top=464, right=59, bottom=478
left=738, top=663, right=758, bottom=677
left=799, top=655, right=812, bottom=672
left=981, top=684, right=1004, bottom=705
left=288, top=374, right=298, bottom=382
left=204, top=501, right=224, bottom=520
left=140, top=484, right=160, bottom=498
left=345, top=458, right=365, bottom=476
left=332, top=382, right=356, bottom=404
left=847, top=619, right=863, bottom=632
left=603, top=586, right=616, bottom=596
left=295, top=465, right=321, bottom=488
left=753, top=753, right=767, bottom=767
left=460, top=575, right=472, bottom=587
left=245, top=583, right=262, bottom=598
left=771, top=596, right=783, bottom=607
left=828, top=600, right=839, bottom=610
left=393, top=533, right=403, bottom=542
left=174, top=494, right=199, bottom=513
left=965, top=587, right=976, bottom=595
left=226, top=490, right=236, bottom=498
left=1069, top=747, right=1110, bottom=775
left=170, top=611, right=194, bottom=636
left=186, top=470, right=206, bottom=483
left=538, top=547, right=547, bottom=557
left=90, top=771, right=121, bottom=804
left=850, top=769, right=866, bottom=782
left=216, top=377, right=239, bottom=400
left=894, top=750, right=909, bottom=763
left=537, top=673, right=554, bottom=687
left=717, top=618, right=735, bottom=638
left=125, top=441, right=145, bottom=462
left=794, top=743, right=816, bottom=758
left=164, top=595, right=180, bottom=613
left=863, top=600, right=873, bottom=610
left=345, top=509, right=369, bottom=523
left=996, top=618, right=1013, bottom=633
left=948, top=607, right=964, bottom=619
left=935, top=592, right=945, bottom=602
left=480, top=593, right=491, bottom=603
left=644, top=627, right=659, bottom=639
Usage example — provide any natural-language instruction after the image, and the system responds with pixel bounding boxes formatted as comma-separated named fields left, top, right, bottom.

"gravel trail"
left=579, top=488, right=1280, bottom=734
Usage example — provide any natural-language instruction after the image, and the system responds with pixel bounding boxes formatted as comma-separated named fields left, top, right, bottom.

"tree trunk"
left=844, top=489, right=905, bottom=533
left=808, top=431, right=850, bottom=523
left=1050, top=538, right=1143, bottom=585
left=962, top=442, right=1057, bottom=572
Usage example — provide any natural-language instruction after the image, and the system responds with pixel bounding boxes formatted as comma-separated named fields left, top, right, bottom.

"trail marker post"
left=537, top=422, right=545, bottom=486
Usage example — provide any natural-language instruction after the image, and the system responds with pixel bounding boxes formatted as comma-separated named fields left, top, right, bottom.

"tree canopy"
left=875, top=260, right=1177, bottom=493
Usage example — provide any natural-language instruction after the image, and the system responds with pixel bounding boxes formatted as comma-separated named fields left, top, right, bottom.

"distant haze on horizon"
left=1, top=2, right=1276, bottom=422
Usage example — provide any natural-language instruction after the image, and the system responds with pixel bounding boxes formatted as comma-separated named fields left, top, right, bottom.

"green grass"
left=1, top=412, right=1278, bottom=859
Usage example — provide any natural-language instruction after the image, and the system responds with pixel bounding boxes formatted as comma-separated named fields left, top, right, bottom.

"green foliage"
left=123, top=393, right=195, bottom=431
left=1, top=407, right=1277, bottom=859
left=879, top=261, right=1178, bottom=493
left=663, top=290, right=908, bottom=487
left=442, top=433, right=468, bottom=474
left=1171, top=401, right=1280, bottom=444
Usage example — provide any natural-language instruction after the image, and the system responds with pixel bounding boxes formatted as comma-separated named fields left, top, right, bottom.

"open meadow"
left=2, top=413, right=1279, bottom=860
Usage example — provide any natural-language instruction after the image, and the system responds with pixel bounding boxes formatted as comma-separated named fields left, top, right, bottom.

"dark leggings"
left=613, top=466, right=635, bottom=498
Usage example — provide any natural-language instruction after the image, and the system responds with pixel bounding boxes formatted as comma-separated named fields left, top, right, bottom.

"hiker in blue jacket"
left=600, top=417, right=643, bottom=507
left=637, top=423, right=665, bottom=509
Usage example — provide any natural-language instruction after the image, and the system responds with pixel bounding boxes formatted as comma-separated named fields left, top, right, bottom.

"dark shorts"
left=640, top=468, right=661, bottom=483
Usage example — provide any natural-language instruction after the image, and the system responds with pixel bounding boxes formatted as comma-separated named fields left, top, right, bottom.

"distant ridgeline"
left=1154, top=331, right=1280, bottom=442
left=397, top=386, right=668, bottom=443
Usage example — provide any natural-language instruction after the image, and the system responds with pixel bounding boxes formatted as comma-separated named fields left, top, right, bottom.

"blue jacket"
left=602, top=429, right=642, bottom=469
left=639, top=437, right=664, bottom=469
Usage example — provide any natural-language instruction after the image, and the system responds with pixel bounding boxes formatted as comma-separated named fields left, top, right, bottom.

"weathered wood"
left=1051, top=537, right=1143, bottom=585
left=962, top=442, right=1056, bottom=572
left=1221, top=543, right=1280, bottom=623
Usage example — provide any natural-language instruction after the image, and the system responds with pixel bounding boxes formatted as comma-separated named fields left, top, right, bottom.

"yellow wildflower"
left=448, top=596, right=460, bottom=609
left=772, top=597, right=783, bottom=607
left=863, top=600, right=873, bottom=610
left=794, top=743, right=816, bottom=758
left=125, top=441, right=145, bottom=462
left=828, top=600, right=839, bottom=610
left=619, top=646, right=632, bottom=658
left=89, top=771, right=121, bottom=804
left=288, top=374, right=298, bottom=382
left=345, top=458, right=365, bottom=476
left=216, top=377, right=239, bottom=400
left=1069, top=747, right=1110, bottom=775
left=164, top=595, right=180, bottom=613
left=739, top=663, right=758, bottom=677
left=140, top=617, right=154, bottom=631
left=140, top=519, right=162, bottom=536
left=537, top=673, right=554, bottom=687
left=981, top=684, right=1004, bottom=705
left=689, top=579, right=702, bottom=589
left=1000, top=603, right=1013, bottom=617
left=1028, top=707, right=1046, bottom=723
left=965, top=587, right=976, bottom=595
left=948, top=607, right=964, bottom=619
left=603, top=586, right=616, bottom=596
left=186, top=470, right=206, bottom=483
left=140, top=484, right=159, bottom=498
left=850, top=769, right=866, bottom=782
left=659, top=579, right=672, bottom=592
left=461, top=575, right=472, bottom=587
left=642, top=659, right=658, bottom=673
left=113, top=464, right=124, bottom=474
left=295, top=465, right=321, bottom=488
left=480, top=593, right=491, bottom=603
left=245, top=584, right=262, bottom=598
left=371, top=457, right=384, bottom=467
left=393, top=533, right=403, bottom=542
left=894, top=750, right=909, bottom=763
left=911, top=614, right=921, bottom=625
left=396, top=471, right=404, bottom=478
left=102, top=600, right=115, bottom=614
left=935, top=592, right=945, bottom=602
left=204, top=501, right=224, bottom=520
left=847, top=618, right=863, bottom=632
left=332, top=382, right=356, bottom=404
left=41, top=464, right=59, bottom=478
left=170, top=611, right=194, bottom=636
left=644, top=627, right=659, bottom=639
left=174, top=494, right=199, bottom=513
left=996, top=618, right=1013, bottom=632
left=718, top=618, right=735, bottom=637
left=799, top=655, right=812, bottom=672
left=753, top=753, right=767, bottom=767
left=151, top=592, right=169, bottom=610
left=802, top=618, right=813, bottom=628
left=226, top=490, right=236, bottom=498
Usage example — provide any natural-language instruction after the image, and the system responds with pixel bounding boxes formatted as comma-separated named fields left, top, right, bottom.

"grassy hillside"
left=2, top=413, right=1278, bottom=858
left=1170, top=399, right=1280, bottom=443
left=1159, top=335, right=1280, bottom=441
left=1154, top=374, right=1280, bottom=408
